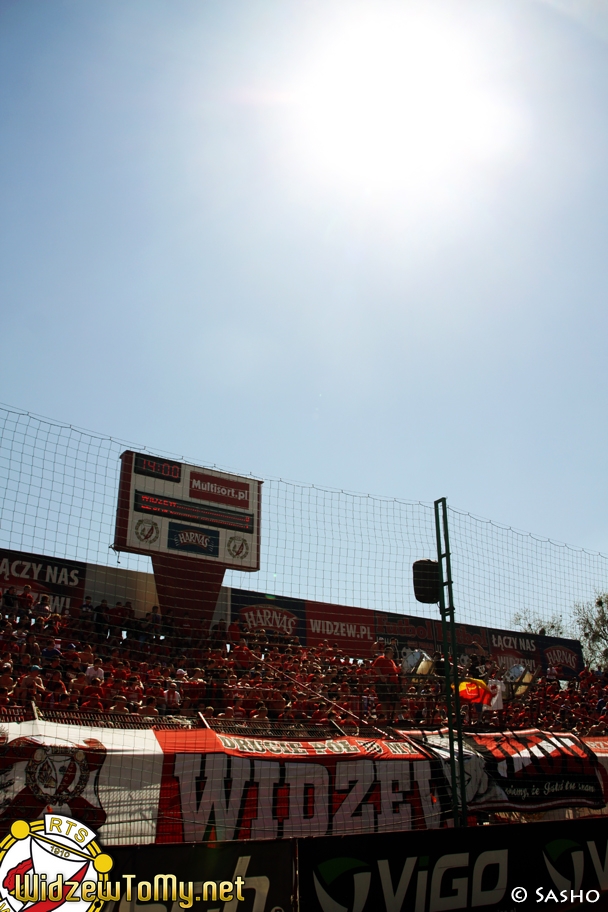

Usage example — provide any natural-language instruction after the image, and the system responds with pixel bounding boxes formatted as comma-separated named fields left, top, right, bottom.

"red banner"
left=154, top=729, right=443, bottom=843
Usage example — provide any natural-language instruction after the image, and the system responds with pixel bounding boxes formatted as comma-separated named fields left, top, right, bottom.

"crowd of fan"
left=0, top=585, right=605, bottom=733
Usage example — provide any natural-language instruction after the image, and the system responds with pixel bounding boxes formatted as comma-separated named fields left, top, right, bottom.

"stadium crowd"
left=0, top=585, right=604, bottom=733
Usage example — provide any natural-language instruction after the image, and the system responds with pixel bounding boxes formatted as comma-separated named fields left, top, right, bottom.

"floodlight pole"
left=435, top=497, right=468, bottom=828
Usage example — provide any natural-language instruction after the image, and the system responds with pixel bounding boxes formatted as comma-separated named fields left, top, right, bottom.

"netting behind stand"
left=1, top=403, right=608, bottom=630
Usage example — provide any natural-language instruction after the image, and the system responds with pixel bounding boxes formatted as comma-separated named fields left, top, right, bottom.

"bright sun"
left=290, top=7, right=522, bottom=198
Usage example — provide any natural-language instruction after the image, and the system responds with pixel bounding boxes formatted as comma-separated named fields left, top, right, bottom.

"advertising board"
left=306, top=602, right=376, bottom=655
left=328, top=612, right=582, bottom=676
left=231, top=590, right=307, bottom=644
left=298, top=815, right=608, bottom=912
left=0, top=547, right=87, bottom=615
left=113, top=452, right=262, bottom=572
left=6, top=807, right=608, bottom=912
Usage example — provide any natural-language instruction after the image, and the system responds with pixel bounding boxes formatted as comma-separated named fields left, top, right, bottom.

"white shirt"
left=164, top=687, right=181, bottom=706
left=483, top=679, right=506, bottom=711
left=402, top=649, right=422, bottom=672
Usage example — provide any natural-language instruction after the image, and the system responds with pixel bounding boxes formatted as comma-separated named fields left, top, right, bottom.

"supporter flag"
left=458, top=678, right=493, bottom=705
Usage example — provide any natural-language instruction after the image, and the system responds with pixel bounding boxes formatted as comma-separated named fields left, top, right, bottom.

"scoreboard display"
left=113, top=451, right=262, bottom=571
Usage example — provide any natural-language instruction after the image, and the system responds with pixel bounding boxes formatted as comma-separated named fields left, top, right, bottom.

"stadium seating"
left=0, top=590, right=604, bottom=736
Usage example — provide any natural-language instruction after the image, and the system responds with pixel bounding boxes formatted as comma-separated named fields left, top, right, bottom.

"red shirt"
left=232, top=645, right=254, bottom=669
left=372, top=656, right=399, bottom=682
left=19, top=593, right=34, bottom=612
left=83, top=684, right=103, bottom=698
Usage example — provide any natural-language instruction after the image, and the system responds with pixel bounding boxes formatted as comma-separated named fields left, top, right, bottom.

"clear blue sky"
left=1, top=0, right=608, bottom=554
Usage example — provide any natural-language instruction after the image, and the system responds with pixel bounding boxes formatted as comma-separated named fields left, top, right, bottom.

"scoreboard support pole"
left=151, top=554, right=227, bottom=632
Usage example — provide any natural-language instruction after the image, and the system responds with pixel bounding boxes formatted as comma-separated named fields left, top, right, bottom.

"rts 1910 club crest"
left=0, top=814, right=113, bottom=912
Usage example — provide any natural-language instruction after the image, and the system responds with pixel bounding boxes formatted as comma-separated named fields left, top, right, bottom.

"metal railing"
left=0, top=705, right=36, bottom=723
left=34, top=706, right=197, bottom=729
left=200, top=715, right=414, bottom=740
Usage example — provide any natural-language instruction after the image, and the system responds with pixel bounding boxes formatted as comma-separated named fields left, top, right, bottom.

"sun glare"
left=290, top=8, right=523, bottom=199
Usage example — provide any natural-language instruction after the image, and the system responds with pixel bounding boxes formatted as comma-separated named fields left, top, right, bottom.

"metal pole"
left=435, top=497, right=468, bottom=827
left=434, top=500, right=459, bottom=826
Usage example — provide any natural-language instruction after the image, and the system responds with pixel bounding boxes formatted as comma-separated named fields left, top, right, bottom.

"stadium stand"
left=0, top=588, right=603, bottom=737
left=3, top=404, right=608, bottom=843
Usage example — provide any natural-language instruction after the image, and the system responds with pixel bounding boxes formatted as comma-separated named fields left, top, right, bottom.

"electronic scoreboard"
left=113, top=451, right=261, bottom=571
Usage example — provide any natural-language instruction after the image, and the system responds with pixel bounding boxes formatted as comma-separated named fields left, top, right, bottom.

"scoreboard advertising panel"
left=113, top=452, right=262, bottom=571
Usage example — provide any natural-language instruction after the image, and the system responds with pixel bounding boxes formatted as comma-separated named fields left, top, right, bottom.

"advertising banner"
left=0, top=547, right=87, bottom=615
left=231, top=590, right=307, bottom=645
left=298, top=815, right=608, bottom=912
left=373, top=612, right=439, bottom=654
left=301, top=601, right=584, bottom=676
left=305, top=602, right=376, bottom=656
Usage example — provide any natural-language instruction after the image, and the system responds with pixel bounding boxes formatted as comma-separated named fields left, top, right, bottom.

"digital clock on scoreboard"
left=133, top=453, right=182, bottom=483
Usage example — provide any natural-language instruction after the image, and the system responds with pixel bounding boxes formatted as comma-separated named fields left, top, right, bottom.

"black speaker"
left=413, top=559, right=441, bottom=603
